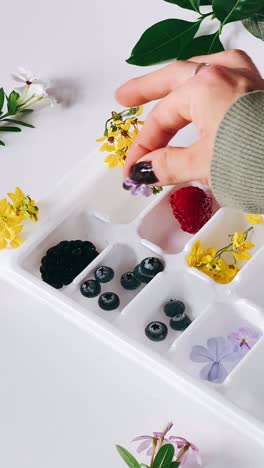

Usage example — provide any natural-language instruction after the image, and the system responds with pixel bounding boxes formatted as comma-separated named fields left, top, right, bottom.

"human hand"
left=115, top=50, right=264, bottom=187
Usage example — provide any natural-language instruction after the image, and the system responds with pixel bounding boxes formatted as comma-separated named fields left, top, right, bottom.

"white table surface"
left=1, top=1, right=264, bottom=467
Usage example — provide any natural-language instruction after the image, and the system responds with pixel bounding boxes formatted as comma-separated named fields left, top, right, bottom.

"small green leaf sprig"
left=0, top=87, right=42, bottom=146
left=116, top=422, right=201, bottom=467
left=127, top=1, right=264, bottom=67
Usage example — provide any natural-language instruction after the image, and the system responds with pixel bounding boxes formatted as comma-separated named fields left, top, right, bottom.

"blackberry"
left=40, top=240, right=99, bottom=288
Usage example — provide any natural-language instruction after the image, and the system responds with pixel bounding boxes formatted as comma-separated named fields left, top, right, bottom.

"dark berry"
left=133, top=264, right=152, bottom=283
left=120, top=272, right=141, bottom=290
left=80, top=279, right=101, bottom=298
left=98, top=292, right=120, bottom=311
left=140, top=257, right=164, bottom=277
left=145, top=321, right=168, bottom=342
left=94, top=266, right=114, bottom=283
left=40, top=240, right=99, bottom=288
left=164, top=300, right=186, bottom=318
left=170, top=314, right=192, bottom=331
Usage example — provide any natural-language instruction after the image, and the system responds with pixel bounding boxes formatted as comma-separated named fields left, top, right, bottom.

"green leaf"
left=178, top=32, right=224, bottom=59
left=0, top=88, right=5, bottom=112
left=127, top=19, right=201, bottom=66
left=170, top=463, right=180, bottom=467
left=2, top=119, right=35, bottom=128
left=19, top=108, right=34, bottom=113
left=7, top=90, right=20, bottom=115
left=0, top=140, right=5, bottom=146
left=116, top=446, right=141, bottom=468
left=153, top=445, right=175, bottom=468
left=212, top=0, right=263, bottom=25
left=0, top=126, right=22, bottom=132
left=140, top=465, right=150, bottom=468
left=242, top=11, right=264, bottom=40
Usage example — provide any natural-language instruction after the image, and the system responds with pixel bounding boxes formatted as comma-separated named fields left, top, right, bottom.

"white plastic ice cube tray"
left=3, top=152, right=264, bottom=444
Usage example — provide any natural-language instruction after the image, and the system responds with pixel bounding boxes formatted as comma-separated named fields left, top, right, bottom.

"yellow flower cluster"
left=0, top=187, right=38, bottom=250
left=97, top=106, right=144, bottom=168
left=186, top=227, right=255, bottom=284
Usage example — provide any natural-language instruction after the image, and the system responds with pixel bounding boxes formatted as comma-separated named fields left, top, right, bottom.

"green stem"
left=176, top=443, right=190, bottom=464
left=150, top=440, right=157, bottom=468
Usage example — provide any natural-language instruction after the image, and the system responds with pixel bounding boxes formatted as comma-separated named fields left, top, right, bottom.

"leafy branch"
left=126, top=0, right=264, bottom=66
left=0, top=87, right=42, bottom=147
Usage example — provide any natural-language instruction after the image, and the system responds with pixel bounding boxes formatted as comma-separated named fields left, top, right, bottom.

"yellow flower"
left=8, top=187, right=39, bottom=222
left=232, top=232, right=255, bottom=262
left=186, top=240, right=205, bottom=267
left=202, top=258, right=238, bottom=284
left=0, top=198, right=24, bottom=249
left=104, top=152, right=126, bottom=168
left=246, top=214, right=263, bottom=225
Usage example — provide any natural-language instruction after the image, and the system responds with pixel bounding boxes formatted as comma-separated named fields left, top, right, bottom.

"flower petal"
left=190, top=345, right=213, bottom=363
left=137, top=439, right=152, bottom=454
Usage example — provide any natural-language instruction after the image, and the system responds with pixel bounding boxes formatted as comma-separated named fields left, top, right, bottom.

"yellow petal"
left=10, top=235, right=23, bottom=249
left=96, top=136, right=107, bottom=142
left=136, top=105, right=143, bottom=117
left=99, top=143, right=115, bottom=152
left=0, top=238, right=8, bottom=250
left=246, top=214, right=263, bottom=225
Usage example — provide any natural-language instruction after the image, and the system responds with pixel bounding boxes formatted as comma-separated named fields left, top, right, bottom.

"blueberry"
left=120, top=272, right=141, bottom=290
left=140, top=257, right=164, bottom=277
left=170, top=314, right=192, bottom=331
left=145, top=321, right=168, bottom=342
left=133, top=264, right=152, bottom=284
left=80, top=279, right=101, bottom=298
left=164, top=300, right=186, bottom=318
left=94, top=266, right=114, bottom=283
left=98, top=292, right=120, bottom=310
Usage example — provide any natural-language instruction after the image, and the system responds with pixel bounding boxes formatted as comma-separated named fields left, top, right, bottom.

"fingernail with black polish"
left=122, top=181, right=130, bottom=190
left=129, top=161, right=158, bottom=185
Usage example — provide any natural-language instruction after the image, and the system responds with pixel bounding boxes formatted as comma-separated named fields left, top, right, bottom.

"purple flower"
left=190, top=337, right=241, bottom=383
left=123, top=177, right=152, bottom=197
left=228, top=327, right=261, bottom=352
left=168, top=436, right=202, bottom=466
left=132, top=422, right=173, bottom=456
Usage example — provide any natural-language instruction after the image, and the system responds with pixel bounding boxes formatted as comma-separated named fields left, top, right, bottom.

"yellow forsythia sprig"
left=97, top=106, right=144, bottom=168
left=186, top=227, right=255, bottom=284
left=0, top=187, right=39, bottom=250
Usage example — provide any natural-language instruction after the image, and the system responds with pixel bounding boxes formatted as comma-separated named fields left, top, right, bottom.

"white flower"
left=12, top=66, right=48, bottom=98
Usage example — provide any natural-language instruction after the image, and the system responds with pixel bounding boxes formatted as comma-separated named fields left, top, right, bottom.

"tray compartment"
left=90, top=168, right=155, bottom=224
left=138, top=184, right=219, bottom=254
left=68, top=242, right=164, bottom=321
left=21, top=213, right=114, bottom=286
left=225, top=338, right=264, bottom=423
left=169, top=300, right=263, bottom=385
left=116, top=269, right=215, bottom=353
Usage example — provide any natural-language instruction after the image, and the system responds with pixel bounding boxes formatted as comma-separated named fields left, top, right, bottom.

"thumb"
left=127, top=139, right=211, bottom=187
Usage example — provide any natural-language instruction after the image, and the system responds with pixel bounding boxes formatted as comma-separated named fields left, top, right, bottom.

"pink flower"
left=169, top=436, right=202, bottom=466
left=133, top=422, right=173, bottom=456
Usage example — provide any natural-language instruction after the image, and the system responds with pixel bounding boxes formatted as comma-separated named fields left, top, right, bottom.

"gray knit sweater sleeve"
left=211, top=90, right=264, bottom=213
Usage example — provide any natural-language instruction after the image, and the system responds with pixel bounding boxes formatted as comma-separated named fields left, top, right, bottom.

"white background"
left=1, top=1, right=264, bottom=467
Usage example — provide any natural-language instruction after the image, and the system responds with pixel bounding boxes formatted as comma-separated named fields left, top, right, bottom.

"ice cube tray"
left=2, top=151, right=264, bottom=453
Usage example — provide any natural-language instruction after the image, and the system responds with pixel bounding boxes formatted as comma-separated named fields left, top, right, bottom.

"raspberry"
left=170, top=186, right=213, bottom=234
